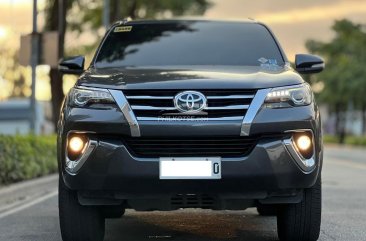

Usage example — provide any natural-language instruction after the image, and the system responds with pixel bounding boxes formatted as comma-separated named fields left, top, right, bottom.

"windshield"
left=94, top=21, right=285, bottom=68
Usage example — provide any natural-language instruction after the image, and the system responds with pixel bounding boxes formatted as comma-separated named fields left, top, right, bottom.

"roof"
left=113, top=18, right=258, bottom=26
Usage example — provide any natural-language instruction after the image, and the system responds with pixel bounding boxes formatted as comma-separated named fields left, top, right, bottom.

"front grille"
left=123, top=136, right=261, bottom=158
left=123, top=89, right=256, bottom=120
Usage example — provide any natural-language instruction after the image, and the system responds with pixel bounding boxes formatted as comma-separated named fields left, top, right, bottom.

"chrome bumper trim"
left=283, top=131, right=316, bottom=172
left=65, top=139, right=98, bottom=175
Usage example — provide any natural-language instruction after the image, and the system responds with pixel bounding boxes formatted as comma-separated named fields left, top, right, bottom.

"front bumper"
left=61, top=134, right=321, bottom=205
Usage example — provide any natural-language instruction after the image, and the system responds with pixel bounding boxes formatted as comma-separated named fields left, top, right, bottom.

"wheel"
left=257, top=203, right=277, bottom=216
left=59, top=179, right=105, bottom=241
left=277, top=177, right=321, bottom=241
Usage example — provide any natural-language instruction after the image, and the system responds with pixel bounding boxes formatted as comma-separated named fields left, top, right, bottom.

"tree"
left=306, top=19, right=366, bottom=142
left=44, top=0, right=212, bottom=128
left=44, top=0, right=73, bottom=129
left=70, top=0, right=211, bottom=32
left=0, top=48, right=28, bottom=98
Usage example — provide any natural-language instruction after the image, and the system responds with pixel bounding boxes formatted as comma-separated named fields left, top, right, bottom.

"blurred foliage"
left=0, top=135, right=57, bottom=185
left=306, top=19, right=366, bottom=109
left=69, top=0, right=212, bottom=33
left=0, top=48, right=29, bottom=99
left=345, top=136, right=366, bottom=146
left=44, top=0, right=74, bottom=32
left=306, top=19, right=366, bottom=142
left=324, top=135, right=366, bottom=146
left=44, top=0, right=212, bottom=57
left=322, top=135, right=340, bottom=144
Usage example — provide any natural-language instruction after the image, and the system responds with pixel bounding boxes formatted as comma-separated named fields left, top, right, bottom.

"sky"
left=1, top=0, right=366, bottom=56
left=0, top=0, right=365, bottom=100
left=206, top=0, right=366, bottom=58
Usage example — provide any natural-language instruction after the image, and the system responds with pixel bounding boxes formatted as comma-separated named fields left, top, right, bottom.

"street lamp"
left=103, top=0, right=110, bottom=29
left=30, top=0, right=39, bottom=133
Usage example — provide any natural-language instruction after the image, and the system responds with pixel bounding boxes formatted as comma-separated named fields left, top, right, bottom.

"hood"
left=77, top=65, right=304, bottom=90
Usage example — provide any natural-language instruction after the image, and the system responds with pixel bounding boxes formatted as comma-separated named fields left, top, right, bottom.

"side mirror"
left=59, top=56, right=85, bottom=75
left=295, top=54, right=325, bottom=74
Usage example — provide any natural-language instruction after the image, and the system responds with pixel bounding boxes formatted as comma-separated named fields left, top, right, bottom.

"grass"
left=323, top=134, right=366, bottom=146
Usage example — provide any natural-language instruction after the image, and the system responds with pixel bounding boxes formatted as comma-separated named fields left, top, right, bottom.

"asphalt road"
left=0, top=145, right=365, bottom=241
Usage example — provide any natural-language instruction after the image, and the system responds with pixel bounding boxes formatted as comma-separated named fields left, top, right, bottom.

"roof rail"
left=114, top=17, right=133, bottom=25
left=248, top=17, right=257, bottom=22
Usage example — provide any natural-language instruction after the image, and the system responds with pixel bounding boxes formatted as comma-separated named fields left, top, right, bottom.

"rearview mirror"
left=59, top=56, right=85, bottom=75
left=295, top=54, right=324, bottom=74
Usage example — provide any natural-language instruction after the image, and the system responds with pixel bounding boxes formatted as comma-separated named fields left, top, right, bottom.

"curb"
left=0, top=174, right=58, bottom=196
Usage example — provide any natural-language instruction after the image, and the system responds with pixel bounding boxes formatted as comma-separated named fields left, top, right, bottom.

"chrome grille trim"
left=131, top=105, right=176, bottom=110
left=123, top=89, right=257, bottom=122
left=131, top=105, right=249, bottom=111
left=206, top=95, right=254, bottom=99
left=126, top=96, right=174, bottom=100
left=109, top=89, right=141, bottom=137
left=205, top=105, right=249, bottom=110
left=126, top=95, right=254, bottom=100
left=240, top=88, right=271, bottom=136
left=136, top=116, right=244, bottom=121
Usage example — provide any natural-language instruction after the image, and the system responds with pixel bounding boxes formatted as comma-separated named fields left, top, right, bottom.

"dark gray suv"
left=58, top=19, right=324, bottom=241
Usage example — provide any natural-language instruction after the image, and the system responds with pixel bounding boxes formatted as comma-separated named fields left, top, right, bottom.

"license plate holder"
left=159, top=157, right=221, bottom=180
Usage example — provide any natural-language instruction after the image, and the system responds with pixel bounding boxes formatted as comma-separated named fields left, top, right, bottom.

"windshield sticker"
left=258, top=57, right=268, bottom=64
left=258, top=57, right=280, bottom=70
left=114, top=26, right=133, bottom=32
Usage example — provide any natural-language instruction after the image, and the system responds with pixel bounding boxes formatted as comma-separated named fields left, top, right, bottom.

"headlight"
left=264, top=83, right=313, bottom=108
left=69, top=87, right=115, bottom=107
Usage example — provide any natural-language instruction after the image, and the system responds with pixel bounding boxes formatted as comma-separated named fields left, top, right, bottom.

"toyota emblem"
left=174, top=91, right=207, bottom=113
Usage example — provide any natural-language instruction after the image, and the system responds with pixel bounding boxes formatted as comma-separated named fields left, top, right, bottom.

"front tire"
left=277, top=177, right=321, bottom=241
left=59, top=179, right=105, bottom=241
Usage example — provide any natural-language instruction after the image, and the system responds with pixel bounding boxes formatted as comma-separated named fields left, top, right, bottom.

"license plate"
left=159, top=157, right=221, bottom=179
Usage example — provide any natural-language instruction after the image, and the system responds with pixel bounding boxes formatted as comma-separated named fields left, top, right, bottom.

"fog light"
left=69, top=136, right=85, bottom=153
left=293, top=132, right=313, bottom=159
left=67, top=135, right=88, bottom=161
left=296, top=135, right=312, bottom=151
